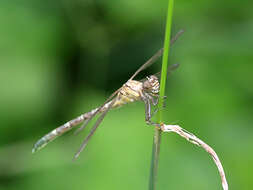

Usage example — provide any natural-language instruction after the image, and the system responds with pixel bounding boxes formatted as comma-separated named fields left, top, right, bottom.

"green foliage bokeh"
left=0, top=0, right=253, bottom=189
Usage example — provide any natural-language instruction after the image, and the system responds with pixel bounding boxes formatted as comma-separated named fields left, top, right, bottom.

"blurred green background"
left=0, top=0, right=252, bottom=189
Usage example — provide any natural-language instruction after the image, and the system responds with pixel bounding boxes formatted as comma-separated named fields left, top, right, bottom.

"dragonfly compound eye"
left=143, top=75, right=160, bottom=94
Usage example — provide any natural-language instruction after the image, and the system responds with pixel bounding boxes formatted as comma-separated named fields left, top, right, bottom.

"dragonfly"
left=32, top=30, right=184, bottom=160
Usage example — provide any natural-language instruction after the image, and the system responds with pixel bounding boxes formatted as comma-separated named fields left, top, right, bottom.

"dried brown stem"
left=160, top=124, right=228, bottom=190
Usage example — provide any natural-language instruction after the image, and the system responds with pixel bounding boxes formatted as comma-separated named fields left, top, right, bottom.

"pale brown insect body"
left=113, top=75, right=159, bottom=107
left=32, top=75, right=160, bottom=154
left=32, top=30, right=183, bottom=159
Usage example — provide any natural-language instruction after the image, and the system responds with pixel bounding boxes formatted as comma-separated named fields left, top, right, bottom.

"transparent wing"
left=74, top=90, right=120, bottom=134
left=75, top=29, right=184, bottom=134
left=129, top=29, right=184, bottom=81
left=140, top=63, right=180, bottom=83
left=73, top=98, right=116, bottom=160
left=32, top=30, right=184, bottom=155
left=153, top=63, right=180, bottom=79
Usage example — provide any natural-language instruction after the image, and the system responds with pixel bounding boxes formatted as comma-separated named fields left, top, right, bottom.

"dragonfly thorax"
left=143, top=75, right=160, bottom=95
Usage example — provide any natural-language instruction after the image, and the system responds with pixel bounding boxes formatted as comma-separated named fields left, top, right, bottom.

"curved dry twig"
left=160, top=124, right=228, bottom=190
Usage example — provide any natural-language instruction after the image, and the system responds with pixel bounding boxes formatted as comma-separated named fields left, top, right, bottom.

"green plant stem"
left=149, top=0, right=174, bottom=190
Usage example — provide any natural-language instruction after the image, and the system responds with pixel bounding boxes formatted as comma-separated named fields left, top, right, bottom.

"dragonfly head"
left=143, top=75, right=160, bottom=95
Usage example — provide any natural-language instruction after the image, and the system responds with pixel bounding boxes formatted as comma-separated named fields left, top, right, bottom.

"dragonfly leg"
left=142, top=96, right=160, bottom=127
left=151, top=96, right=159, bottom=106
left=145, top=94, right=158, bottom=106
left=150, top=107, right=161, bottom=119
left=162, top=96, right=167, bottom=108
left=146, top=94, right=167, bottom=108
left=157, top=95, right=167, bottom=108
left=149, top=105, right=166, bottom=122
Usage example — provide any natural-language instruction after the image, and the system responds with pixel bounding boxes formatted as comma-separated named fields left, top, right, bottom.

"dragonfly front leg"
left=151, top=96, right=159, bottom=106
left=144, top=94, right=158, bottom=106
left=145, top=94, right=167, bottom=109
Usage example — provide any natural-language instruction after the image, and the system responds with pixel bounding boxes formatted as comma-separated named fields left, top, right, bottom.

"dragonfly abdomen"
left=32, top=107, right=103, bottom=153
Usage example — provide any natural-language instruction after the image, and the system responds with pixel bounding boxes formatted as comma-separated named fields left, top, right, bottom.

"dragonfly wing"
left=32, top=30, right=183, bottom=155
left=170, top=29, right=184, bottom=47
left=73, top=98, right=116, bottom=160
left=140, top=63, right=180, bottom=83
left=73, top=30, right=184, bottom=135
left=129, top=29, right=184, bottom=81
left=74, top=89, right=120, bottom=135
left=153, top=63, right=180, bottom=79
left=74, top=117, right=91, bottom=135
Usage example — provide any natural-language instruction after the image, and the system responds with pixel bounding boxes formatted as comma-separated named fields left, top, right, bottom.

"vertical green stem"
left=149, top=0, right=174, bottom=190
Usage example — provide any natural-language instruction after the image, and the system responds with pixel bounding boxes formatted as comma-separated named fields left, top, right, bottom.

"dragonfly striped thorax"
left=112, top=75, right=160, bottom=108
